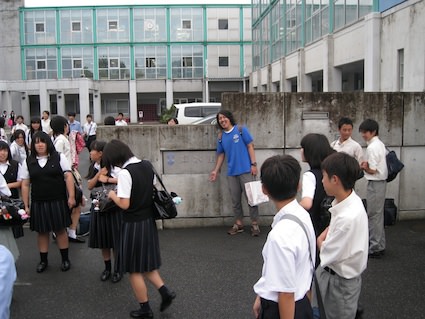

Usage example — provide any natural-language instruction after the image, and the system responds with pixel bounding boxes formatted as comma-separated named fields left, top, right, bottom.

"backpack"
left=386, top=148, right=404, bottom=182
left=217, top=125, right=243, bottom=142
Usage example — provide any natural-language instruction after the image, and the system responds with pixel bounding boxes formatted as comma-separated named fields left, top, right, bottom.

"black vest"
left=27, top=153, right=67, bottom=201
left=3, top=160, right=19, bottom=199
left=123, top=161, right=154, bottom=222
left=309, top=168, right=327, bottom=237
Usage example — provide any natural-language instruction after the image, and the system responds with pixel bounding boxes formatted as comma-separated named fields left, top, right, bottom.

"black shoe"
left=129, top=309, right=153, bottom=318
left=61, top=260, right=71, bottom=272
left=68, top=236, right=85, bottom=243
left=355, top=304, right=364, bottom=319
left=36, top=261, right=48, bottom=273
left=111, top=272, right=122, bottom=283
left=160, top=290, right=176, bottom=312
left=100, top=270, right=111, bottom=281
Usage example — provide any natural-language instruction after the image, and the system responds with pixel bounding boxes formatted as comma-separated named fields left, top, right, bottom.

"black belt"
left=324, top=266, right=336, bottom=275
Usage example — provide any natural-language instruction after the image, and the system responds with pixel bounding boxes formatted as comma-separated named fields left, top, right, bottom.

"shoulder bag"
left=150, top=164, right=178, bottom=220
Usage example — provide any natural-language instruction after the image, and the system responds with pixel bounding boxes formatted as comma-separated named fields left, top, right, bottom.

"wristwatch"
left=251, top=162, right=257, bottom=167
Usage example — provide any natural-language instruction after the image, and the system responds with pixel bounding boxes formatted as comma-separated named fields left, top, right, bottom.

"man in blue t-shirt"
left=209, top=110, right=260, bottom=236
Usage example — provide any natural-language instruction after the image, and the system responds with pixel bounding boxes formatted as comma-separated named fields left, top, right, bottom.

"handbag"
left=90, top=184, right=118, bottom=213
left=244, top=180, right=269, bottom=206
left=150, top=165, right=178, bottom=220
left=386, top=148, right=404, bottom=182
left=70, top=170, right=83, bottom=208
left=0, top=196, right=28, bottom=226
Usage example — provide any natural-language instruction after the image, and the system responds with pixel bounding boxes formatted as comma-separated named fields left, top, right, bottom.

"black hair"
left=168, top=118, right=178, bottom=124
left=28, top=131, right=58, bottom=164
left=118, top=112, right=124, bottom=117
left=16, top=115, right=24, bottom=121
left=30, top=117, right=42, bottom=136
left=216, top=110, right=236, bottom=129
left=322, top=152, right=360, bottom=190
left=102, top=139, right=134, bottom=169
left=338, top=117, right=354, bottom=129
left=86, top=114, right=93, bottom=119
left=68, top=111, right=76, bottom=117
left=43, top=110, right=50, bottom=116
left=359, top=119, right=379, bottom=135
left=86, top=140, right=107, bottom=179
left=103, top=116, right=115, bottom=125
left=300, top=133, right=335, bottom=169
left=51, top=115, right=68, bottom=136
left=261, top=155, right=301, bottom=201
left=0, top=141, right=12, bottom=162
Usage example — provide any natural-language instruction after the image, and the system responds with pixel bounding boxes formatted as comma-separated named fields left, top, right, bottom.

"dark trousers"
left=260, top=295, right=313, bottom=319
left=85, top=135, right=96, bottom=151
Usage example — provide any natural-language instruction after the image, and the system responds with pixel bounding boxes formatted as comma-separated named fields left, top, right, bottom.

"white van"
left=174, top=102, right=221, bottom=124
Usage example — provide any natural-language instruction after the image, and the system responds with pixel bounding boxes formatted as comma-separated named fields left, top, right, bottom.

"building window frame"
left=71, top=21, right=81, bottom=32
left=218, top=19, right=228, bottom=30
left=182, top=56, right=193, bottom=67
left=218, top=56, right=229, bottom=67
left=182, top=19, right=192, bottom=30
left=35, top=22, right=45, bottom=32
left=145, top=57, right=156, bottom=68
left=108, top=20, right=118, bottom=31
left=36, top=59, right=46, bottom=70
left=398, top=48, right=404, bottom=91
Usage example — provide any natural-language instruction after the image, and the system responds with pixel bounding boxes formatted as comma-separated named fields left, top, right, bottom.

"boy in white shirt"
left=316, top=152, right=369, bottom=319
left=359, top=119, right=388, bottom=258
left=253, top=155, right=315, bottom=319
left=331, top=117, right=363, bottom=163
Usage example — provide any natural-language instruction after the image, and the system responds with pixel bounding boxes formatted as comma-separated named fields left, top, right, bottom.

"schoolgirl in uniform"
left=103, top=139, right=175, bottom=318
left=86, top=140, right=122, bottom=283
left=21, top=131, right=75, bottom=273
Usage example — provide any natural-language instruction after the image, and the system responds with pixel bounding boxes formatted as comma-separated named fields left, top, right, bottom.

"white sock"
left=68, top=229, right=76, bottom=239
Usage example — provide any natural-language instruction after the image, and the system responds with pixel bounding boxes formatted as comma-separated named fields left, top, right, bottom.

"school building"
left=0, top=0, right=252, bottom=123
left=249, top=0, right=425, bottom=93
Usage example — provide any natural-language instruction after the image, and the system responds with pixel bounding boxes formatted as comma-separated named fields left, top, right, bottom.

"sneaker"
left=228, top=224, right=244, bottom=235
left=251, top=224, right=260, bottom=237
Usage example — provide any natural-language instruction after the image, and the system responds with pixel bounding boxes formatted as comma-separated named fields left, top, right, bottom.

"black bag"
left=384, top=198, right=397, bottom=226
left=319, top=195, right=334, bottom=231
left=70, top=170, right=83, bottom=208
left=386, top=149, right=404, bottom=182
left=90, top=184, right=118, bottom=213
left=0, top=196, right=27, bottom=226
left=151, top=165, right=178, bottom=220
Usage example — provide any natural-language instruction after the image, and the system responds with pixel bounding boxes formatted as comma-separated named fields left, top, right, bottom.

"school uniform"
left=364, top=136, right=388, bottom=254
left=116, top=157, right=161, bottom=273
left=316, top=190, right=369, bottom=319
left=254, top=200, right=315, bottom=319
left=21, top=153, right=72, bottom=233
left=331, top=137, right=364, bottom=163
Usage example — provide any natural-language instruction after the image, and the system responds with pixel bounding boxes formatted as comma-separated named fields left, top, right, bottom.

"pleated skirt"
left=118, top=217, right=161, bottom=273
left=29, top=200, right=71, bottom=233
left=88, top=206, right=122, bottom=249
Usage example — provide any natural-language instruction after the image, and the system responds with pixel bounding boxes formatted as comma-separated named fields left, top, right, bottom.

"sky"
left=25, top=0, right=251, bottom=7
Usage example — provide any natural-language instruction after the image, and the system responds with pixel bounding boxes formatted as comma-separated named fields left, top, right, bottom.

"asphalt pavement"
left=9, top=219, right=425, bottom=319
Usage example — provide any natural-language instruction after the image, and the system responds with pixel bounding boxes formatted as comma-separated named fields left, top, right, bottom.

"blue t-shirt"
left=217, top=125, right=253, bottom=176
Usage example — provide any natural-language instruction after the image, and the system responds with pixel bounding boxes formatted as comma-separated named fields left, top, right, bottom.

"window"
left=218, top=19, right=228, bottom=30
left=73, top=59, right=82, bottom=69
left=182, top=20, right=192, bottom=29
left=145, top=57, right=156, bottom=68
left=219, top=56, right=229, bottom=67
left=37, top=60, right=46, bottom=69
left=398, top=49, right=404, bottom=91
left=183, top=57, right=193, bottom=67
left=72, top=21, right=81, bottom=31
left=108, top=20, right=118, bottom=31
left=35, top=23, right=45, bottom=32
left=109, top=58, right=119, bottom=68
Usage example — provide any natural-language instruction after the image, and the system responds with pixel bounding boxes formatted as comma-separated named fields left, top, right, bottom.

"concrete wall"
left=96, top=92, right=425, bottom=228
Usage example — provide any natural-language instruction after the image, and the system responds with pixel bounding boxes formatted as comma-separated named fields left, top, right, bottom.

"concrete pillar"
left=93, top=90, right=101, bottom=124
left=280, top=57, right=291, bottom=92
left=166, top=79, right=173, bottom=109
left=39, top=82, right=50, bottom=116
left=323, top=35, right=342, bottom=92
left=4, top=91, right=12, bottom=115
left=364, top=12, right=381, bottom=92
left=20, top=92, right=30, bottom=122
left=297, top=49, right=312, bottom=92
left=78, top=80, right=90, bottom=122
left=204, top=79, right=209, bottom=102
left=129, top=80, right=137, bottom=124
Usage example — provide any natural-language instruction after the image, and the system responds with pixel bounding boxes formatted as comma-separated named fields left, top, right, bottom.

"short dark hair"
left=359, top=119, right=379, bottom=135
left=216, top=110, right=236, bottom=129
left=43, top=110, right=50, bottom=116
left=322, top=152, right=360, bottom=190
left=86, top=114, right=93, bottom=119
left=16, top=115, right=24, bottom=121
left=338, top=117, right=354, bottom=129
left=300, top=133, right=335, bottom=169
left=103, top=116, right=115, bottom=125
left=102, top=139, right=134, bottom=169
left=261, top=155, right=301, bottom=201
left=68, top=111, right=76, bottom=117
left=51, top=115, right=68, bottom=135
left=118, top=112, right=124, bottom=117
left=28, top=131, right=58, bottom=162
